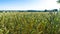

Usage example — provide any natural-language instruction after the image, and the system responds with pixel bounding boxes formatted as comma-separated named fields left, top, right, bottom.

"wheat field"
left=0, top=12, right=60, bottom=34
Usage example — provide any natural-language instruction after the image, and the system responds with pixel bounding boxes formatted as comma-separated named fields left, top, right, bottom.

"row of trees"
left=0, top=9, right=58, bottom=12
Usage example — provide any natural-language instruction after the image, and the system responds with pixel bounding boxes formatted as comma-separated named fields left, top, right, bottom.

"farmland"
left=0, top=11, right=60, bottom=34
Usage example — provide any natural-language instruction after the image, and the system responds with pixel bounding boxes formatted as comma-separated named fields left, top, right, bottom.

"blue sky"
left=0, top=0, right=60, bottom=10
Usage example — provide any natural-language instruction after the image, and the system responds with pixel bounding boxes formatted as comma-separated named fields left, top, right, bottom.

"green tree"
left=57, top=0, right=60, bottom=3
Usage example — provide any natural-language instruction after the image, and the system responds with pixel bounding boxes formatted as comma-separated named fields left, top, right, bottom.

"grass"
left=0, top=12, right=60, bottom=34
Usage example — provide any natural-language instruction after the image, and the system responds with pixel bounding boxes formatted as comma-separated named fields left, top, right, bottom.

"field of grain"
left=0, top=12, right=60, bottom=34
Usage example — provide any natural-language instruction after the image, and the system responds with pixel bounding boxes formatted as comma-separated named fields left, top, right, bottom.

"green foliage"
left=57, top=0, right=60, bottom=3
left=0, top=12, right=60, bottom=34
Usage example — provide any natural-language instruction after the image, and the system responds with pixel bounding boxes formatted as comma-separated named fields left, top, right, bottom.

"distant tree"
left=53, top=9, right=58, bottom=12
left=0, top=11, right=3, bottom=12
left=44, top=9, right=47, bottom=12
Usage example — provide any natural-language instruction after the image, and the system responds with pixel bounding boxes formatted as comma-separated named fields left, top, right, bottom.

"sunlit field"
left=0, top=12, right=60, bottom=34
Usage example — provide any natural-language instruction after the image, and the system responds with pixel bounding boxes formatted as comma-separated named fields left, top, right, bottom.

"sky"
left=0, top=0, right=60, bottom=10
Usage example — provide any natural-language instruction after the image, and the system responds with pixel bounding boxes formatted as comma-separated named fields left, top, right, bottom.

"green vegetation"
left=0, top=12, right=60, bottom=34
left=57, top=0, right=60, bottom=3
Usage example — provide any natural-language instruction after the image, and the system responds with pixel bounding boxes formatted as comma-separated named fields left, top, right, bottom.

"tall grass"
left=0, top=12, right=60, bottom=34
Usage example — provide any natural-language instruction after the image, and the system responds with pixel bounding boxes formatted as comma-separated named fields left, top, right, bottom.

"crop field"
left=0, top=12, right=60, bottom=34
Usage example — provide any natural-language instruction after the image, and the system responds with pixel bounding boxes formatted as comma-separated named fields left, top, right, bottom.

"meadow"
left=0, top=12, right=60, bottom=34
